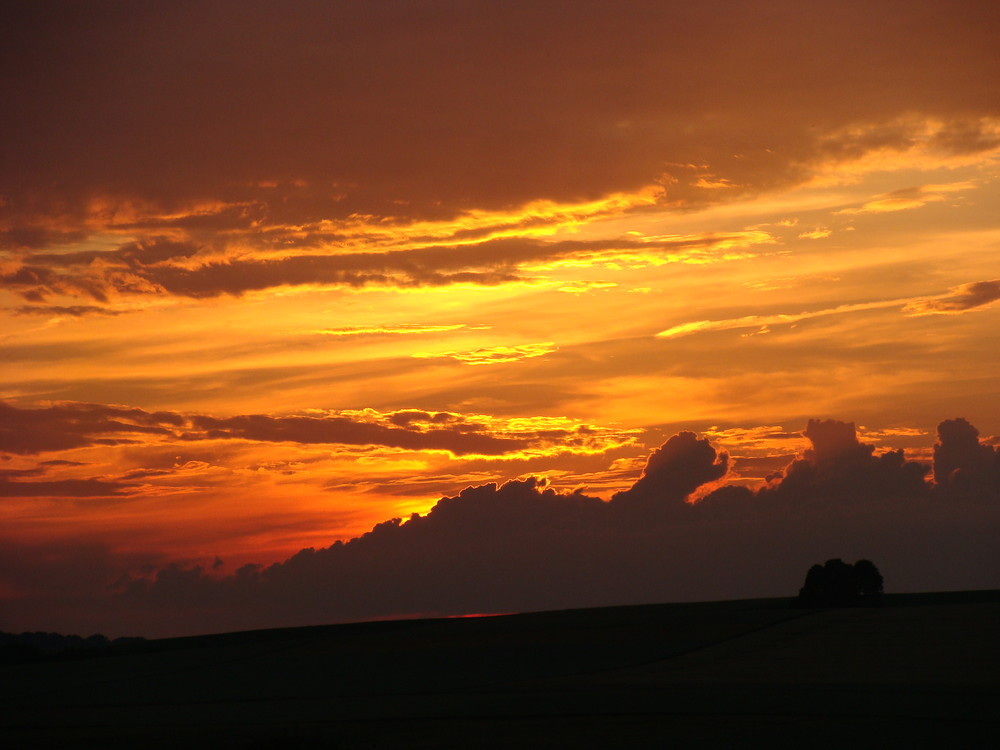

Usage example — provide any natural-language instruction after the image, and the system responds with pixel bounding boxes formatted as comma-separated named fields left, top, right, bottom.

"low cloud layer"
left=4, top=417, right=995, bottom=638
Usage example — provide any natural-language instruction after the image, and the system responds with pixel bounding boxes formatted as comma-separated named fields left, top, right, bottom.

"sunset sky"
left=2, top=1, right=998, bottom=638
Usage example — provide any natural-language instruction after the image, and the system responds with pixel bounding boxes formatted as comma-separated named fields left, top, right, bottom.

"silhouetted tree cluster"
left=0, top=631, right=146, bottom=665
left=795, top=558, right=884, bottom=607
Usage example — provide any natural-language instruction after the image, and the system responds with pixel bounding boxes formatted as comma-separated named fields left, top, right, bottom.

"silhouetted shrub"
left=0, top=631, right=146, bottom=665
left=796, top=558, right=883, bottom=607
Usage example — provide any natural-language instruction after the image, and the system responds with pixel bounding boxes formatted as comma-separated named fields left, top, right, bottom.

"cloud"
left=315, top=324, right=489, bottom=336
left=0, top=463, right=131, bottom=498
left=701, top=425, right=806, bottom=451
left=3, top=231, right=775, bottom=304
left=6, top=415, right=995, bottom=638
left=749, top=419, right=932, bottom=505
left=0, top=402, right=182, bottom=455
left=797, top=228, right=831, bottom=239
left=28, top=237, right=201, bottom=269
left=811, top=119, right=1000, bottom=185
left=11, top=305, right=128, bottom=318
left=0, top=476, right=130, bottom=498
left=5, top=4, right=997, bottom=311
left=0, top=401, right=636, bottom=460
left=412, top=342, right=558, bottom=366
left=834, top=181, right=976, bottom=215
left=556, top=281, right=618, bottom=294
left=656, top=278, right=1000, bottom=339
left=4, top=2, right=999, bottom=240
left=0, top=401, right=526, bottom=458
left=654, top=298, right=909, bottom=338
left=611, top=431, right=730, bottom=511
left=933, top=417, right=1000, bottom=495
left=904, top=280, right=1000, bottom=315
left=185, top=412, right=530, bottom=455
left=1, top=238, right=201, bottom=301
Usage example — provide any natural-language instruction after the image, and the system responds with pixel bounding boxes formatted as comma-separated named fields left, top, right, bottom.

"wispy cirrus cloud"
left=797, top=228, right=832, bottom=240
left=701, top=425, right=808, bottom=452
left=555, top=281, right=618, bottom=294
left=655, top=299, right=909, bottom=339
left=412, top=342, right=558, bottom=366
left=656, top=279, right=1000, bottom=339
left=314, top=324, right=490, bottom=336
left=834, top=181, right=976, bottom=215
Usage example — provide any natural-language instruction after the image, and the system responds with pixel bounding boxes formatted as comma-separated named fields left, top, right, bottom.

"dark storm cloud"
left=2, top=1, right=998, bottom=244
left=10, top=416, right=994, bottom=637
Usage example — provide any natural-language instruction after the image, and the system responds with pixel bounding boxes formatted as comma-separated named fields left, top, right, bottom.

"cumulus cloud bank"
left=5, top=417, right=995, bottom=638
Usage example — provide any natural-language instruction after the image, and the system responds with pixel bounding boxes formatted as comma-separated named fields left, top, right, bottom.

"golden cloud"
left=903, top=280, right=1000, bottom=315
left=315, top=324, right=490, bottom=336
left=835, top=181, right=976, bottom=215
left=412, top=342, right=558, bottom=366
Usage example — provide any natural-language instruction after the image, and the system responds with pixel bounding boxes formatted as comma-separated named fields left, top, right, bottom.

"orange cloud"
left=903, top=280, right=1000, bottom=315
left=655, top=296, right=928, bottom=339
left=555, top=281, right=617, bottom=294
left=835, top=181, right=977, bottom=215
left=314, top=324, right=489, bottom=336
left=0, top=401, right=637, bottom=461
left=811, top=118, right=1000, bottom=187
left=797, top=228, right=832, bottom=239
left=412, top=342, right=558, bottom=366
left=2, top=230, right=776, bottom=305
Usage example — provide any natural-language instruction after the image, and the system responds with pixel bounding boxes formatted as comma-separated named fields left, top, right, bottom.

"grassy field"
left=2, top=591, right=997, bottom=748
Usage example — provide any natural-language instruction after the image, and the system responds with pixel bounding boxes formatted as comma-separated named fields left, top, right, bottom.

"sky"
left=1, top=0, right=998, bottom=638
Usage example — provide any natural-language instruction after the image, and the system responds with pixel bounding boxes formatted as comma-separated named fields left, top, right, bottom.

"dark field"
left=2, top=591, right=998, bottom=749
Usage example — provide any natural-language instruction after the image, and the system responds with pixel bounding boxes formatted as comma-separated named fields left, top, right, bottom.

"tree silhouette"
left=796, top=558, right=883, bottom=607
left=852, top=559, right=884, bottom=603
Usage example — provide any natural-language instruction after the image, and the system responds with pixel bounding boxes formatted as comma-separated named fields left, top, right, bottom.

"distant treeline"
left=0, top=631, right=146, bottom=665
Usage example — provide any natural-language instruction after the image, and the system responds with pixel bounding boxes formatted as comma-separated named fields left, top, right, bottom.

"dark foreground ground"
left=2, top=591, right=998, bottom=749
